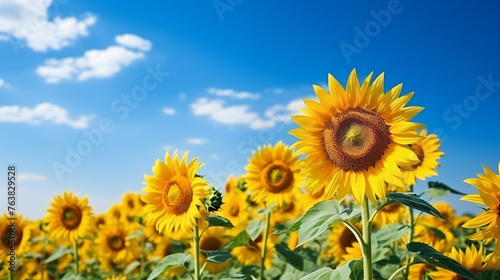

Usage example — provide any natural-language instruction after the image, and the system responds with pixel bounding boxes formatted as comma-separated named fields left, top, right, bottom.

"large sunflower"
left=403, top=129, right=444, bottom=186
left=245, top=141, right=304, bottom=207
left=142, top=151, right=210, bottom=234
left=290, top=69, right=423, bottom=205
left=45, top=192, right=92, bottom=241
left=460, top=161, right=500, bottom=240
left=0, top=214, right=31, bottom=256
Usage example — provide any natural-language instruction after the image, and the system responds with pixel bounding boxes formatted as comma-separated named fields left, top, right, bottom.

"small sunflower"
left=403, top=129, right=444, bottom=186
left=96, top=222, right=140, bottom=266
left=408, top=264, right=430, bottom=280
left=0, top=214, right=31, bottom=256
left=428, top=245, right=500, bottom=279
left=301, top=187, right=326, bottom=211
left=107, top=204, right=124, bottom=222
left=427, top=202, right=456, bottom=229
left=324, top=223, right=361, bottom=265
left=45, top=192, right=92, bottom=241
left=232, top=230, right=277, bottom=268
left=413, top=221, right=454, bottom=253
left=272, top=197, right=304, bottom=225
left=142, top=151, right=210, bottom=234
left=460, top=161, right=500, bottom=240
left=191, top=226, right=231, bottom=274
left=144, top=218, right=167, bottom=244
left=93, top=213, right=107, bottom=231
left=219, top=189, right=249, bottom=236
left=291, top=69, right=424, bottom=205
left=121, top=192, right=143, bottom=221
left=245, top=141, right=303, bottom=207
left=372, top=202, right=409, bottom=228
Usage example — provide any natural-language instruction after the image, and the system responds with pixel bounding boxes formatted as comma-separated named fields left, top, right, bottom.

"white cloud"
left=178, top=92, right=186, bottom=101
left=36, top=34, right=151, bottom=83
left=187, top=138, right=207, bottom=145
left=191, top=97, right=306, bottom=130
left=0, top=34, right=9, bottom=41
left=210, top=154, right=219, bottom=160
left=162, top=107, right=176, bottom=115
left=0, top=102, right=92, bottom=129
left=208, top=88, right=260, bottom=100
left=0, top=0, right=96, bottom=51
left=162, top=144, right=176, bottom=151
left=19, top=173, right=46, bottom=182
left=162, top=144, right=186, bottom=155
left=0, top=78, right=5, bottom=88
left=264, top=88, right=284, bottom=94
left=115, top=33, right=152, bottom=51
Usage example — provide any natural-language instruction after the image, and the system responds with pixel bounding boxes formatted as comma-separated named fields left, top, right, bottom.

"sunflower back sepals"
left=204, top=186, right=224, bottom=213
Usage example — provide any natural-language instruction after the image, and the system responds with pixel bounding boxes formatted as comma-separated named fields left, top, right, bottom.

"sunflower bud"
left=204, top=186, right=223, bottom=212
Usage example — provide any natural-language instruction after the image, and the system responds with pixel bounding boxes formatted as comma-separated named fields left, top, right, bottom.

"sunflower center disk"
left=163, top=175, right=193, bottom=215
left=410, top=144, right=425, bottom=169
left=229, top=204, right=239, bottom=216
left=262, top=161, right=293, bottom=193
left=323, top=107, right=391, bottom=172
left=201, top=237, right=223, bottom=251
left=1, top=228, right=23, bottom=247
left=108, top=235, right=125, bottom=251
left=61, top=206, right=83, bottom=230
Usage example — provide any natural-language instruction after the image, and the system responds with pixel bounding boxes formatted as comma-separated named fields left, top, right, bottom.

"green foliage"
left=297, top=200, right=360, bottom=247
left=203, top=250, right=233, bottom=263
left=146, top=253, right=191, bottom=280
left=275, top=243, right=304, bottom=271
left=426, top=181, right=465, bottom=198
left=205, top=215, right=235, bottom=228
left=224, top=230, right=250, bottom=250
left=386, top=192, right=449, bottom=222
left=274, top=218, right=301, bottom=235
left=299, top=261, right=353, bottom=280
left=124, top=260, right=140, bottom=275
left=407, top=242, right=475, bottom=280
left=205, top=186, right=224, bottom=212
left=42, top=245, right=71, bottom=264
left=246, top=218, right=266, bottom=241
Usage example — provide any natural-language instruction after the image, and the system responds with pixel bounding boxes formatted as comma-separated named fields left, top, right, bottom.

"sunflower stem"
left=73, top=240, right=79, bottom=276
left=193, top=220, right=201, bottom=280
left=140, top=226, right=145, bottom=279
left=361, top=198, right=373, bottom=280
left=404, top=185, right=415, bottom=280
left=41, top=227, right=47, bottom=280
left=388, top=265, right=408, bottom=280
left=259, top=210, right=271, bottom=280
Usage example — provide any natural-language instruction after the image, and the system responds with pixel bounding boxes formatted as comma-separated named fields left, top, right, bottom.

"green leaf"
left=349, top=260, right=363, bottom=280
left=246, top=219, right=266, bottom=241
left=374, top=224, right=409, bottom=247
left=205, top=216, right=235, bottom=228
left=386, top=192, right=449, bottom=222
left=42, top=245, right=71, bottom=264
left=299, top=261, right=353, bottom=280
left=124, top=260, right=140, bottom=275
left=407, top=242, right=475, bottom=280
left=203, top=250, right=232, bottom=263
left=146, top=253, right=191, bottom=280
left=223, top=231, right=250, bottom=250
left=257, top=203, right=274, bottom=216
left=275, top=243, right=304, bottom=271
left=274, top=219, right=301, bottom=235
left=297, top=201, right=360, bottom=247
left=425, top=226, right=446, bottom=240
left=426, top=181, right=465, bottom=198
left=474, top=270, right=500, bottom=280
left=218, top=273, right=248, bottom=280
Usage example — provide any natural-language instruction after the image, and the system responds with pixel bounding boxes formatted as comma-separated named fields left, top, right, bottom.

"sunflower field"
left=2, top=70, right=500, bottom=280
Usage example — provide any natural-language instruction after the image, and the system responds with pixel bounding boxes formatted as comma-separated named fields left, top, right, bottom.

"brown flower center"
left=108, top=235, right=125, bottom=251
left=201, top=237, right=223, bottom=251
left=1, top=226, right=23, bottom=248
left=229, top=204, right=239, bottom=217
left=339, top=226, right=358, bottom=250
left=380, top=203, right=402, bottom=213
left=281, top=201, right=295, bottom=213
left=127, top=199, right=135, bottom=210
left=323, top=107, right=391, bottom=172
left=410, top=143, right=424, bottom=169
left=61, top=206, right=83, bottom=230
left=163, top=175, right=193, bottom=215
left=261, top=160, right=293, bottom=193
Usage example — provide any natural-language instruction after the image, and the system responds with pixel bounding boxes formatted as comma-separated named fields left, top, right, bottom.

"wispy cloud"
left=190, top=97, right=306, bottom=130
left=162, top=107, right=176, bottom=115
left=0, top=78, right=6, bottom=88
left=0, top=102, right=92, bottom=129
left=208, top=88, right=260, bottom=100
left=36, top=34, right=151, bottom=83
left=19, top=173, right=46, bottom=182
left=0, top=0, right=96, bottom=52
left=115, top=33, right=152, bottom=51
left=187, top=138, right=207, bottom=145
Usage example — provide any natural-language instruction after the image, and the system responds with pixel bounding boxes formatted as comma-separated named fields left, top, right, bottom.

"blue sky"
left=1, top=0, right=499, bottom=219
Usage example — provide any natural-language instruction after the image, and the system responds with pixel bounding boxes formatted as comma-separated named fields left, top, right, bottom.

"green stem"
left=362, top=198, right=373, bottom=280
left=140, top=226, right=145, bottom=279
left=41, top=231, right=47, bottom=280
left=74, top=240, right=79, bottom=276
left=404, top=185, right=415, bottom=280
left=388, top=265, right=408, bottom=280
left=193, top=220, right=201, bottom=280
left=259, top=210, right=271, bottom=280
